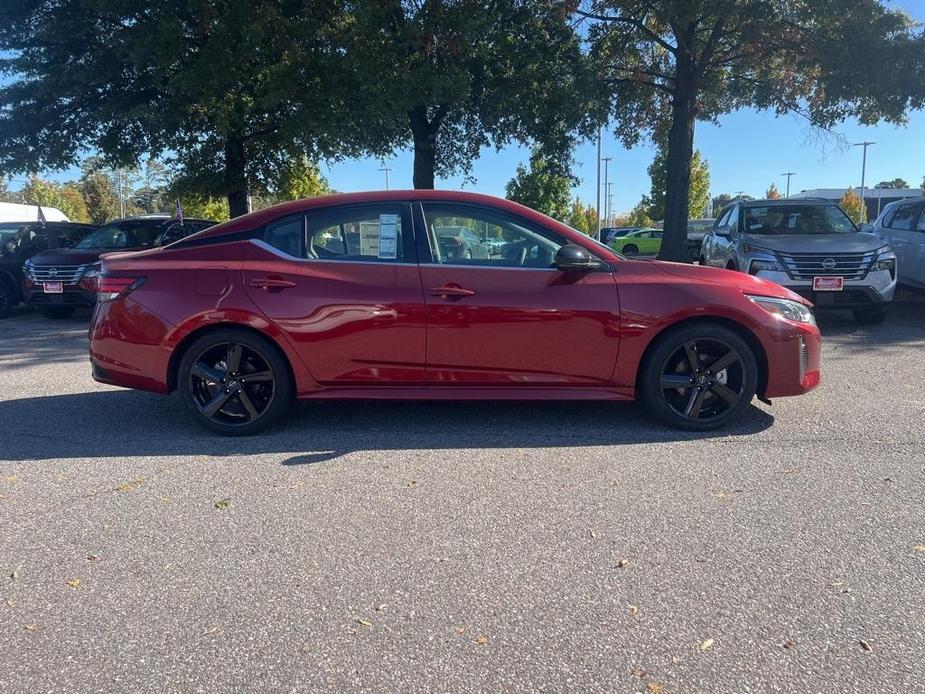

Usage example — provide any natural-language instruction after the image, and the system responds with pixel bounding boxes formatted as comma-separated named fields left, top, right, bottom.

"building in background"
left=792, top=187, right=922, bottom=221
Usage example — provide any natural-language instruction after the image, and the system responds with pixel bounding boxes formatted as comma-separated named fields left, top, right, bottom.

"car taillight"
left=98, top=276, right=146, bottom=302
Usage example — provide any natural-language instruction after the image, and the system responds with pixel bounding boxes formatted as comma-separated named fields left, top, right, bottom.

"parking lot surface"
left=1, top=300, right=924, bottom=692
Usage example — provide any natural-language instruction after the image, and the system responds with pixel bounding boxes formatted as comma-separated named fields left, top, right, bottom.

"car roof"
left=103, top=215, right=215, bottom=224
left=739, top=198, right=835, bottom=207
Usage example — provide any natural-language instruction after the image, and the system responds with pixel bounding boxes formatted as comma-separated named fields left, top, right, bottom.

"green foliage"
left=346, top=0, right=600, bottom=188
left=179, top=196, right=231, bottom=223
left=566, top=199, right=599, bottom=236
left=840, top=188, right=867, bottom=223
left=874, top=178, right=910, bottom=189
left=80, top=169, right=118, bottom=225
left=766, top=183, right=782, bottom=200
left=626, top=200, right=655, bottom=228
left=645, top=146, right=710, bottom=221
left=21, top=176, right=90, bottom=222
left=584, top=0, right=925, bottom=261
left=505, top=150, right=573, bottom=221
left=275, top=157, right=333, bottom=201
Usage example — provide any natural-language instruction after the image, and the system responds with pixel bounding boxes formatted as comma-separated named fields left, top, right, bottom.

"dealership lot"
left=1, top=301, right=924, bottom=692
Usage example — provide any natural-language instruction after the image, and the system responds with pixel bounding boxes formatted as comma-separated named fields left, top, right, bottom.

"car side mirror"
left=714, top=227, right=730, bottom=237
left=858, top=223, right=874, bottom=233
left=555, top=244, right=595, bottom=271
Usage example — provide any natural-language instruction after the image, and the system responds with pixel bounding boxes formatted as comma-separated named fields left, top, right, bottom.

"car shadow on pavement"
left=815, top=296, right=925, bottom=356
left=0, top=390, right=775, bottom=465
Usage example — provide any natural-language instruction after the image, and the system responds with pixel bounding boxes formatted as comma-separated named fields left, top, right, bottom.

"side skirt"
left=297, top=386, right=635, bottom=401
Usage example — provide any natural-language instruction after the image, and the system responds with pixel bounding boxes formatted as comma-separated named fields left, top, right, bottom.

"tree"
left=583, top=1, right=925, bottom=262
left=626, top=200, right=655, bottom=228
left=505, top=150, right=573, bottom=220
left=179, top=196, right=231, bottom=223
left=275, top=157, right=333, bottom=202
left=0, top=1, right=369, bottom=217
left=766, top=183, right=782, bottom=200
left=80, top=168, right=118, bottom=225
left=134, top=159, right=170, bottom=214
left=21, top=176, right=89, bottom=222
left=567, top=199, right=599, bottom=235
left=840, top=188, right=867, bottom=224
left=874, top=178, right=910, bottom=189
left=347, top=0, right=598, bottom=189
left=645, top=145, right=710, bottom=221
left=711, top=193, right=733, bottom=218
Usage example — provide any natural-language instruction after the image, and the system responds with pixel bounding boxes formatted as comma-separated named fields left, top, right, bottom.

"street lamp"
left=602, top=156, right=613, bottom=227
left=781, top=172, right=795, bottom=198
left=853, top=141, right=875, bottom=221
left=595, top=126, right=602, bottom=239
left=378, top=164, right=393, bottom=191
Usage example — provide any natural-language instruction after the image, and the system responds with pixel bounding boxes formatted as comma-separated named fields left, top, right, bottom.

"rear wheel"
left=640, top=324, right=758, bottom=431
left=0, top=280, right=14, bottom=319
left=40, top=306, right=76, bottom=319
left=622, top=244, right=639, bottom=256
left=178, top=328, right=294, bottom=435
left=852, top=306, right=888, bottom=325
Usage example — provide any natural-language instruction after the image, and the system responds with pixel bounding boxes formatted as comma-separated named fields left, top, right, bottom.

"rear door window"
left=887, top=204, right=918, bottom=231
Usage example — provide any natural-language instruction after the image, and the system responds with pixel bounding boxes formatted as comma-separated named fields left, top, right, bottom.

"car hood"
left=651, top=260, right=807, bottom=303
left=26, top=248, right=105, bottom=266
left=740, top=232, right=887, bottom=254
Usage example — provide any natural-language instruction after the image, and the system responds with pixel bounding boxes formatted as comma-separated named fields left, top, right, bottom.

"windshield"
left=742, top=205, right=857, bottom=235
left=76, top=220, right=167, bottom=249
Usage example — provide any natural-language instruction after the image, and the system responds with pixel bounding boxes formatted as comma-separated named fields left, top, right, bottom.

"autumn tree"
left=626, top=200, right=655, bottom=228
left=766, top=183, right=782, bottom=199
left=582, top=0, right=925, bottom=261
left=347, top=0, right=599, bottom=189
left=567, top=199, right=599, bottom=235
left=840, top=188, right=867, bottom=224
left=21, top=176, right=90, bottom=222
left=505, top=149, right=574, bottom=221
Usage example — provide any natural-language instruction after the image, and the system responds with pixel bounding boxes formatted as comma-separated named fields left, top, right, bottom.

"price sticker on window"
left=378, top=214, right=399, bottom=259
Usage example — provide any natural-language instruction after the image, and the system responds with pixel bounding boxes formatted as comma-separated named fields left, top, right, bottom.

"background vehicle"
left=600, top=226, right=640, bottom=244
left=89, top=191, right=820, bottom=436
left=0, top=201, right=69, bottom=223
left=24, top=215, right=215, bottom=318
left=0, top=221, right=96, bottom=317
left=609, top=228, right=662, bottom=256
left=869, top=196, right=925, bottom=291
left=687, top=218, right=715, bottom=261
left=700, top=198, right=896, bottom=324
left=433, top=225, right=491, bottom=260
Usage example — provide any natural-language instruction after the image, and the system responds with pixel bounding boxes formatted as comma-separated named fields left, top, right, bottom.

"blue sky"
left=8, top=0, right=925, bottom=216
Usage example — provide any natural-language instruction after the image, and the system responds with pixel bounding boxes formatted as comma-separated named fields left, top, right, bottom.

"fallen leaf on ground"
left=214, top=498, right=230, bottom=510
left=628, top=604, right=639, bottom=618
left=5, top=598, right=14, bottom=607
left=65, top=578, right=80, bottom=588
left=475, top=635, right=489, bottom=645
left=631, top=666, right=646, bottom=677
left=375, top=603, right=388, bottom=611
left=783, top=640, right=796, bottom=650
left=24, top=624, right=41, bottom=632
left=456, top=626, right=467, bottom=635
left=699, top=638, right=715, bottom=651
left=87, top=554, right=98, bottom=561
left=647, top=682, right=664, bottom=694
left=859, top=639, right=872, bottom=652
left=115, top=478, right=144, bottom=492
left=203, top=626, right=219, bottom=636
left=913, top=545, right=925, bottom=554
left=589, top=528, right=596, bottom=538
left=616, top=558, right=630, bottom=569
left=356, top=618, right=372, bottom=627
left=4, top=475, right=16, bottom=483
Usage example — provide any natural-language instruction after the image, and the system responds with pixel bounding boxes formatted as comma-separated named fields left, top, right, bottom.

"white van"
left=0, top=201, right=69, bottom=223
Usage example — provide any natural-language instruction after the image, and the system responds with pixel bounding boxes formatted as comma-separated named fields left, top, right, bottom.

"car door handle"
left=429, top=285, right=475, bottom=299
left=249, top=277, right=296, bottom=291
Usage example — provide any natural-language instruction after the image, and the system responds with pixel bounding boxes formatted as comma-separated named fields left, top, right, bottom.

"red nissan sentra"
left=88, top=191, right=821, bottom=436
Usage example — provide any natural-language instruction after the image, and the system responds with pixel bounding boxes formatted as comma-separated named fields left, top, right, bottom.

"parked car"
left=433, top=225, right=491, bottom=260
left=869, top=197, right=925, bottom=291
left=0, top=221, right=97, bottom=318
left=610, top=228, right=662, bottom=256
left=600, top=227, right=640, bottom=245
left=687, top=218, right=715, bottom=261
left=89, top=191, right=821, bottom=436
left=700, top=198, right=897, bottom=324
left=24, top=215, right=216, bottom=318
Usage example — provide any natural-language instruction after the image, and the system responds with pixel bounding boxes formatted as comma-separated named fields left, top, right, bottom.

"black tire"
left=726, top=261, right=738, bottom=272
left=852, top=306, right=888, bottom=325
left=698, top=256, right=706, bottom=266
left=0, top=280, right=14, bottom=319
left=622, top=244, right=639, bottom=255
left=40, top=306, right=76, bottom=319
left=639, top=324, right=758, bottom=431
left=178, top=328, right=294, bottom=436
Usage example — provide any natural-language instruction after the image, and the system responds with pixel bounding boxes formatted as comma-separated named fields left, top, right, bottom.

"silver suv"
left=700, top=199, right=897, bottom=324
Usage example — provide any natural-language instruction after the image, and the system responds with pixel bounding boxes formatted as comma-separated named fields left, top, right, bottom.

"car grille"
left=26, top=264, right=87, bottom=285
left=778, top=252, right=876, bottom=281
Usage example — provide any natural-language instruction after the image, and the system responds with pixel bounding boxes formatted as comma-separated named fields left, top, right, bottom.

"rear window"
left=742, top=205, right=856, bottom=235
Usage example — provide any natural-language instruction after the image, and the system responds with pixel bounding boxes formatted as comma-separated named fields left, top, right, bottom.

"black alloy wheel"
left=622, top=244, right=639, bottom=255
left=0, top=282, right=13, bottom=319
left=641, top=325, right=758, bottom=431
left=179, top=328, right=293, bottom=435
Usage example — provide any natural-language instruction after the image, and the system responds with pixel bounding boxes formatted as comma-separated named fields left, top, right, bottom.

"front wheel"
left=622, top=244, right=639, bottom=256
left=639, top=324, right=758, bottom=431
left=0, top=281, right=14, bottom=319
left=852, top=306, right=888, bottom=325
left=40, top=306, right=76, bottom=319
left=178, top=328, right=294, bottom=435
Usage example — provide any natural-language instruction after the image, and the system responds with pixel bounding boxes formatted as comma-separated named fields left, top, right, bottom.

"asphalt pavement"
left=1, top=298, right=924, bottom=692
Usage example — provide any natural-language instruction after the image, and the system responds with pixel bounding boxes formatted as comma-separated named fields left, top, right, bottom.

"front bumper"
left=752, top=269, right=896, bottom=308
left=763, top=319, right=822, bottom=398
left=24, top=286, right=97, bottom=308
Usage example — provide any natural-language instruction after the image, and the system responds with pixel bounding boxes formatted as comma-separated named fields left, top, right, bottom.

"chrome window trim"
left=250, top=238, right=415, bottom=267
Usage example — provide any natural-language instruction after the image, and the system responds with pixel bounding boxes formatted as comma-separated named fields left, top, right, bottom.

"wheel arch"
left=166, top=322, right=297, bottom=394
left=635, top=315, right=769, bottom=398
left=0, top=269, right=20, bottom=301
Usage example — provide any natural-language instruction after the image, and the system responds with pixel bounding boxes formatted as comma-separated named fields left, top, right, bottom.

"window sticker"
left=378, top=213, right=399, bottom=259
left=358, top=220, right=381, bottom=256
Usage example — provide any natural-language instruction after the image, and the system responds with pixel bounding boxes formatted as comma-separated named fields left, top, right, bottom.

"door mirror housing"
left=714, top=226, right=731, bottom=237
left=858, top=223, right=874, bottom=233
left=555, top=244, right=595, bottom=271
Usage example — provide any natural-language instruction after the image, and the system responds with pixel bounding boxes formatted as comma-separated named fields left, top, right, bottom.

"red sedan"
left=88, top=191, right=821, bottom=435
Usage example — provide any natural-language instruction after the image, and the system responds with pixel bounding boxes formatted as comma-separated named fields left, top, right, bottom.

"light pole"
left=378, top=164, right=393, bottom=191
left=781, top=172, right=795, bottom=198
left=602, top=156, right=613, bottom=227
left=607, top=182, right=614, bottom=227
left=853, top=141, right=875, bottom=221
left=595, top=126, right=602, bottom=239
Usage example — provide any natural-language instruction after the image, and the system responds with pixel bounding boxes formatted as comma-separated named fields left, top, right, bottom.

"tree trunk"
left=409, top=106, right=437, bottom=189
left=224, top=137, right=250, bottom=218
left=658, top=62, right=698, bottom=263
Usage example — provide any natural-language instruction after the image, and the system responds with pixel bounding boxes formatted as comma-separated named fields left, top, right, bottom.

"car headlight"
left=871, top=257, right=895, bottom=272
left=749, top=259, right=784, bottom=274
left=81, top=263, right=101, bottom=280
left=746, top=294, right=816, bottom=326
left=743, top=242, right=775, bottom=255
